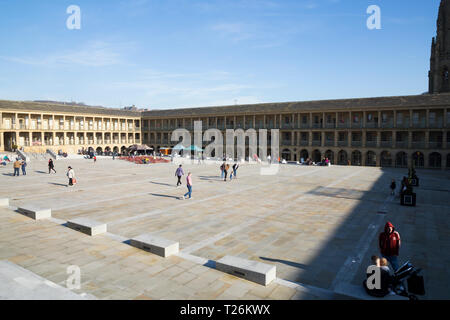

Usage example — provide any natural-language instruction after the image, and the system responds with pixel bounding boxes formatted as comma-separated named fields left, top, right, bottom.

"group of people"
left=365, top=221, right=402, bottom=296
left=389, top=177, right=414, bottom=196
left=173, top=161, right=241, bottom=200
left=220, top=162, right=239, bottom=181
left=13, top=158, right=27, bottom=176
left=301, top=157, right=330, bottom=166
left=175, top=165, right=192, bottom=200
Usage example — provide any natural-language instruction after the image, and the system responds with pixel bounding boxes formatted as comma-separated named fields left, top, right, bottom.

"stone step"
left=17, top=206, right=52, bottom=220
left=0, top=199, right=9, bottom=207
left=130, top=234, right=179, bottom=257
left=216, top=255, right=276, bottom=286
left=67, top=218, right=107, bottom=236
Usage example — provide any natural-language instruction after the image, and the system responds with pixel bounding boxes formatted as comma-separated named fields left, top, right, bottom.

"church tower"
left=429, top=0, right=450, bottom=93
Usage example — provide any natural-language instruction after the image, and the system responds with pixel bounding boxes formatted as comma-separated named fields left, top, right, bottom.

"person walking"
left=21, top=160, right=27, bottom=176
left=175, top=165, right=184, bottom=187
left=13, top=158, right=21, bottom=176
left=224, top=163, right=230, bottom=181
left=94, top=156, right=97, bottom=164
left=232, top=163, right=239, bottom=179
left=182, top=172, right=193, bottom=200
left=67, top=166, right=76, bottom=187
left=48, top=159, right=56, bottom=174
left=379, top=221, right=401, bottom=272
left=220, top=162, right=225, bottom=179
left=390, top=179, right=396, bottom=196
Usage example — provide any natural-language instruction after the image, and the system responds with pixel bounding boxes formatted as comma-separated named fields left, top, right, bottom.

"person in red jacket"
left=379, top=221, right=401, bottom=272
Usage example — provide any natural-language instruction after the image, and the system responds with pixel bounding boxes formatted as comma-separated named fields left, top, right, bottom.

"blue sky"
left=0, top=0, right=441, bottom=109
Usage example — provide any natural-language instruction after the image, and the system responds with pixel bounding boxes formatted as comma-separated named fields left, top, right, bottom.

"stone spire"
left=429, top=0, right=450, bottom=93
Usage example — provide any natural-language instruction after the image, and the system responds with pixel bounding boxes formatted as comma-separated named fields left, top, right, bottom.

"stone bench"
left=0, top=199, right=9, bottom=207
left=216, top=256, right=276, bottom=286
left=67, top=218, right=107, bottom=236
left=18, top=206, right=52, bottom=220
left=130, top=234, right=179, bottom=257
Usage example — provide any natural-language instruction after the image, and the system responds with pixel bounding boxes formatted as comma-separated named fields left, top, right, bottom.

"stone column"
left=362, top=131, right=366, bottom=148
left=425, top=131, right=430, bottom=149
left=443, top=131, right=447, bottom=149
left=393, top=110, right=397, bottom=128
left=426, top=109, right=430, bottom=128
left=349, top=111, right=352, bottom=129
left=309, top=113, right=313, bottom=128
left=408, top=131, right=412, bottom=149
left=28, top=132, right=32, bottom=147
left=392, top=131, right=397, bottom=149
left=378, top=111, right=382, bottom=128
left=308, top=131, right=312, bottom=147
left=334, top=130, right=338, bottom=147
left=376, top=131, right=381, bottom=148
left=363, top=111, right=367, bottom=128
left=348, top=131, right=352, bottom=148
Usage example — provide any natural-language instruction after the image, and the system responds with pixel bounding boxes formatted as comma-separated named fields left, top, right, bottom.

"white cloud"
left=0, top=41, right=131, bottom=67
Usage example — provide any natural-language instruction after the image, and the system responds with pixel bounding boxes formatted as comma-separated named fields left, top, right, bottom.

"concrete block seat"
left=129, top=234, right=179, bottom=257
left=67, top=218, right=107, bottom=236
left=17, top=206, right=52, bottom=220
left=0, top=199, right=9, bottom=207
left=216, top=255, right=276, bottom=286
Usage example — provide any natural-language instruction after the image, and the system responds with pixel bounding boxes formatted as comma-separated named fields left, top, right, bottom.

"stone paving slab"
left=0, top=159, right=449, bottom=300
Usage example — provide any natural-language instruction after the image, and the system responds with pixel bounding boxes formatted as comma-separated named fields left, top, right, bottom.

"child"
left=390, top=179, right=396, bottom=195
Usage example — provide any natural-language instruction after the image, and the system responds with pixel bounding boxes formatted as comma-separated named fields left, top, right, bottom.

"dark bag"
left=407, top=274, right=425, bottom=295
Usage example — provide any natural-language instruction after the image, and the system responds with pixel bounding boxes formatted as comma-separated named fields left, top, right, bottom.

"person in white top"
left=67, top=166, right=76, bottom=187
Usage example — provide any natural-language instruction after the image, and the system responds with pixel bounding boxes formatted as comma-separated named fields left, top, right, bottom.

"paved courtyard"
left=0, top=157, right=449, bottom=300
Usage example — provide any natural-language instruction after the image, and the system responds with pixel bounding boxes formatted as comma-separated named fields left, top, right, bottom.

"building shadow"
left=279, top=166, right=450, bottom=299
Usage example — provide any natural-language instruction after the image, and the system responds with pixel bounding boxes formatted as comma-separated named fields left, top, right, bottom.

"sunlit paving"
left=0, top=157, right=449, bottom=300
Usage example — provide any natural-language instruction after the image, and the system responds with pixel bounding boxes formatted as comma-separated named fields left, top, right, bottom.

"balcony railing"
left=312, top=140, right=321, bottom=146
left=337, top=122, right=349, bottom=129
left=325, top=141, right=335, bottom=147
left=324, top=123, right=336, bottom=129
left=351, top=141, right=362, bottom=147
left=365, top=122, right=378, bottom=129
left=395, top=141, right=408, bottom=148
left=411, top=142, right=426, bottom=149
left=338, top=141, right=348, bottom=147
left=380, top=121, right=394, bottom=129
left=428, top=142, right=443, bottom=149
left=366, top=141, right=377, bottom=147
left=380, top=141, right=393, bottom=148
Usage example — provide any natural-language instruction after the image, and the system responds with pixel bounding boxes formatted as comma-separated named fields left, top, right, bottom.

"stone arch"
left=380, top=151, right=393, bottom=167
left=96, top=147, right=103, bottom=155
left=412, top=151, right=425, bottom=168
left=300, top=149, right=309, bottom=162
left=338, top=150, right=348, bottom=165
left=366, top=151, right=377, bottom=167
left=395, top=152, right=408, bottom=168
left=87, top=146, right=94, bottom=154
left=351, top=150, right=362, bottom=166
left=113, top=146, right=119, bottom=154
left=282, top=149, right=291, bottom=161
left=312, top=150, right=321, bottom=163
left=324, top=150, right=334, bottom=164
left=429, top=152, right=442, bottom=168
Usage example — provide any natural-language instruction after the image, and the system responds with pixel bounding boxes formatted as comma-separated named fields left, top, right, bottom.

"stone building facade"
left=0, top=100, right=141, bottom=155
left=1, top=1, right=450, bottom=169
